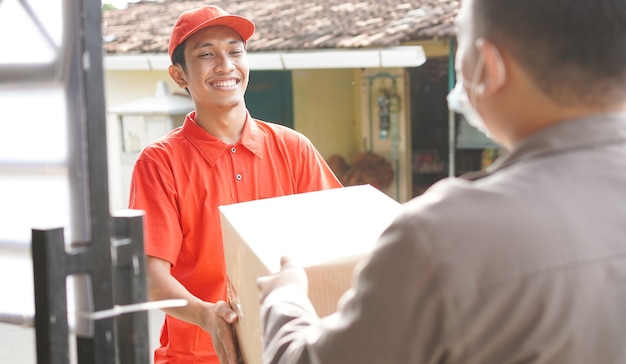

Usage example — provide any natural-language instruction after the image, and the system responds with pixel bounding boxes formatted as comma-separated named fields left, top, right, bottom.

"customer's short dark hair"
left=473, top=0, right=626, bottom=106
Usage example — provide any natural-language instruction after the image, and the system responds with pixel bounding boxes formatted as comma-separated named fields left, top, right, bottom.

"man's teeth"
left=213, top=80, right=237, bottom=87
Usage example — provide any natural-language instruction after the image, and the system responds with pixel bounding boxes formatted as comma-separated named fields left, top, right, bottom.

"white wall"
left=104, top=71, right=185, bottom=212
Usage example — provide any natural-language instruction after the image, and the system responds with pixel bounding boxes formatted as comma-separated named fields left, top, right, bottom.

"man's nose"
left=215, top=53, right=235, bottom=72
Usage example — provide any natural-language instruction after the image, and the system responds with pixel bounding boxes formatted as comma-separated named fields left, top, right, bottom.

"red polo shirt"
left=129, top=111, right=341, bottom=363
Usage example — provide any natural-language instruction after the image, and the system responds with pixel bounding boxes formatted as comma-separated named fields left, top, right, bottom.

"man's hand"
left=146, top=256, right=241, bottom=363
left=200, top=301, right=240, bottom=364
left=257, top=256, right=308, bottom=303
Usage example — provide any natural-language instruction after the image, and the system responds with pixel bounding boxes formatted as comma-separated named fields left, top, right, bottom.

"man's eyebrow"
left=193, top=42, right=213, bottom=50
left=193, top=39, right=243, bottom=50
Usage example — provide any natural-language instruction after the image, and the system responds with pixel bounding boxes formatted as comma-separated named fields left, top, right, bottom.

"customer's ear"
left=475, top=39, right=507, bottom=96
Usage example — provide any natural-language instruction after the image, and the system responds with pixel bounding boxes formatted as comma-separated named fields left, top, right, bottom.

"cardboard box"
left=219, top=184, right=403, bottom=364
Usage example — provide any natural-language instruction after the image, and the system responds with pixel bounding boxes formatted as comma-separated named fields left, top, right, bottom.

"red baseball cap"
left=168, top=5, right=255, bottom=59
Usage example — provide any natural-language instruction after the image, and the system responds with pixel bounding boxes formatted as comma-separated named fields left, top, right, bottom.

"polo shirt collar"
left=489, top=111, right=626, bottom=173
left=182, top=111, right=264, bottom=167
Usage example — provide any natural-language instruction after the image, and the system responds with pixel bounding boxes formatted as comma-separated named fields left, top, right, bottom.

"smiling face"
left=169, top=25, right=249, bottom=113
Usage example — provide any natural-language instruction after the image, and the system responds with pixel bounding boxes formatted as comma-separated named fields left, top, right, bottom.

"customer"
left=129, top=5, right=341, bottom=363
left=258, top=0, right=626, bottom=362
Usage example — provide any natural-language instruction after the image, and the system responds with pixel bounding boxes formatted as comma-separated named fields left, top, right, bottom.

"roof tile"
left=102, top=0, right=458, bottom=54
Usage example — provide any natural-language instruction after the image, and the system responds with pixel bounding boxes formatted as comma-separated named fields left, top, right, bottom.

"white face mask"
left=447, top=79, right=491, bottom=137
left=447, top=40, right=505, bottom=138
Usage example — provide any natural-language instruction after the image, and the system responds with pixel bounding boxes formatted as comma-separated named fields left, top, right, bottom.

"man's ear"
left=168, top=64, right=188, bottom=89
left=476, top=39, right=507, bottom=96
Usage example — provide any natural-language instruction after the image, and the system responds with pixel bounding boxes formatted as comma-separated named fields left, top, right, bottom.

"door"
left=245, top=71, right=294, bottom=128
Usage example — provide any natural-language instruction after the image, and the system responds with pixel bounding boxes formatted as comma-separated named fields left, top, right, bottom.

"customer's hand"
left=202, top=301, right=240, bottom=364
left=257, top=256, right=308, bottom=303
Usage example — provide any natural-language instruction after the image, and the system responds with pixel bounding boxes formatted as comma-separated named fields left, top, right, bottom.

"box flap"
left=219, top=184, right=403, bottom=273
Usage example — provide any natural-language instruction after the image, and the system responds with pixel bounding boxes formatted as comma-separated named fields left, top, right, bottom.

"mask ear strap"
left=475, top=83, right=486, bottom=95
left=471, top=39, right=487, bottom=95
left=474, top=38, right=507, bottom=93
left=492, top=45, right=506, bottom=88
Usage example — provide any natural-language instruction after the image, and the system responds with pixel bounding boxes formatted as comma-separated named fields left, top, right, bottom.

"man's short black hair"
left=171, top=41, right=187, bottom=71
left=473, top=0, right=626, bottom=106
left=171, top=42, right=190, bottom=95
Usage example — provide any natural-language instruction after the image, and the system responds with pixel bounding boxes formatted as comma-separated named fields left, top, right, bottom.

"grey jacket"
left=261, top=112, right=626, bottom=364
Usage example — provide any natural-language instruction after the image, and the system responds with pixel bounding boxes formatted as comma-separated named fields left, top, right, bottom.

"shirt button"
left=231, top=147, right=236, bottom=153
left=235, top=173, right=242, bottom=181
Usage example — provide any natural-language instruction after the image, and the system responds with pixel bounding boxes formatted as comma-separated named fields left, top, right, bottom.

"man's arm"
left=258, top=211, right=449, bottom=364
left=146, top=256, right=240, bottom=364
left=257, top=257, right=319, bottom=364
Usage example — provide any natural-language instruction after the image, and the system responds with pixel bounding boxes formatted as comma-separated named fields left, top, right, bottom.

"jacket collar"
left=488, top=111, right=626, bottom=174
